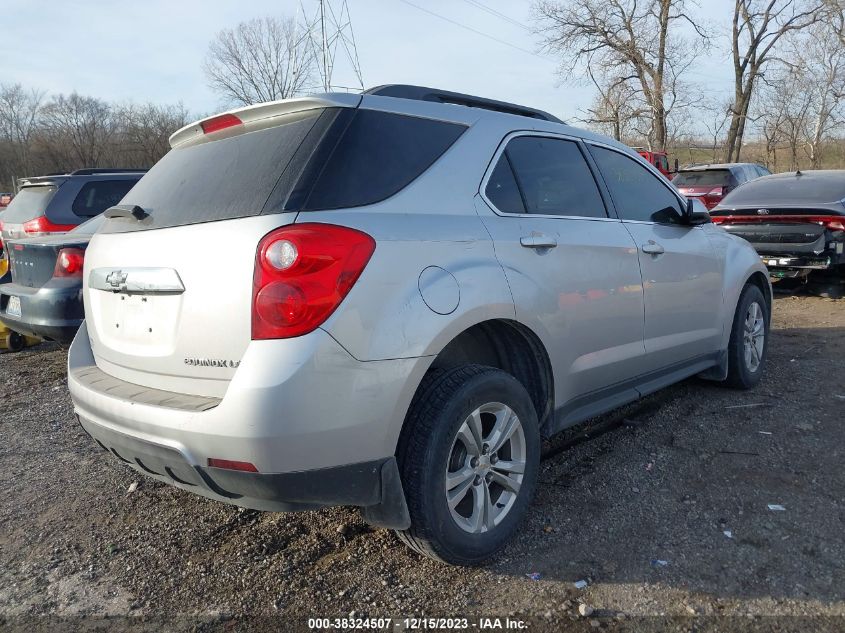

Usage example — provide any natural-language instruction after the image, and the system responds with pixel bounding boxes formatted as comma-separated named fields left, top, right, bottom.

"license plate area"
left=6, top=295, right=21, bottom=318
left=90, top=290, right=183, bottom=357
left=116, top=294, right=155, bottom=342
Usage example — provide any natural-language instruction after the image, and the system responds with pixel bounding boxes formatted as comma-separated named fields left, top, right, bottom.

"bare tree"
left=723, top=0, right=825, bottom=162
left=0, top=84, right=45, bottom=182
left=579, top=70, right=645, bottom=141
left=117, top=102, right=190, bottom=166
left=699, top=98, right=733, bottom=162
left=792, top=22, right=845, bottom=166
left=204, top=16, right=316, bottom=106
left=533, top=0, right=707, bottom=151
left=39, top=93, right=116, bottom=170
left=753, top=80, right=789, bottom=169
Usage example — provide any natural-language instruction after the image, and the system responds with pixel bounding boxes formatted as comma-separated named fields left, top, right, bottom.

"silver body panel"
left=68, top=91, right=769, bottom=511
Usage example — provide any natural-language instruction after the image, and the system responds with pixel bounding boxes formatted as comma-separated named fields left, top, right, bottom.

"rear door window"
left=590, top=145, right=684, bottom=224
left=298, top=109, right=466, bottom=211
left=489, top=136, right=607, bottom=218
left=0, top=185, right=58, bottom=223
left=72, top=180, right=138, bottom=217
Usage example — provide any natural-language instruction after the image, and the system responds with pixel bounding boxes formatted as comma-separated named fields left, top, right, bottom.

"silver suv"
left=68, top=85, right=771, bottom=565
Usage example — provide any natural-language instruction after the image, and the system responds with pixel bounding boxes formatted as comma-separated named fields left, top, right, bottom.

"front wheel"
left=722, top=284, right=769, bottom=389
left=395, top=365, right=540, bottom=565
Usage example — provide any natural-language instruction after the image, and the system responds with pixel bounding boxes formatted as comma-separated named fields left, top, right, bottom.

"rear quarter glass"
left=294, top=109, right=467, bottom=211
left=0, top=186, right=58, bottom=223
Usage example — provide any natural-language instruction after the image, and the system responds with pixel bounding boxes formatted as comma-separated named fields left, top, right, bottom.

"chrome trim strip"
left=89, top=267, right=186, bottom=294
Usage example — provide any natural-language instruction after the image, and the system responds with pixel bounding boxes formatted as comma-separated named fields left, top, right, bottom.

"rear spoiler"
left=168, top=93, right=362, bottom=149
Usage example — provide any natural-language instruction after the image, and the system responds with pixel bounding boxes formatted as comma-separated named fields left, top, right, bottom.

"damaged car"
left=710, top=170, right=845, bottom=285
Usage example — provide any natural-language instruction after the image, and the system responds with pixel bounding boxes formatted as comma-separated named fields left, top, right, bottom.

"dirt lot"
left=1, top=294, right=843, bottom=632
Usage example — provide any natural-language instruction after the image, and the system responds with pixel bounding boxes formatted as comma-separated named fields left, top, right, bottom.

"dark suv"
left=0, top=169, right=145, bottom=243
left=673, top=163, right=771, bottom=210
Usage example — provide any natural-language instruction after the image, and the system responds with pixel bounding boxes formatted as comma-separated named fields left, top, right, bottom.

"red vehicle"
left=673, top=163, right=771, bottom=211
left=634, top=149, right=678, bottom=179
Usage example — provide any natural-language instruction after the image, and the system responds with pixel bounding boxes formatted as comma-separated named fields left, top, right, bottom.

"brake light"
left=207, top=458, right=259, bottom=472
left=701, top=187, right=724, bottom=210
left=54, top=248, right=85, bottom=278
left=819, top=217, right=845, bottom=231
left=200, top=113, right=242, bottom=134
left=22, top=216, right=77, bottom=237
left=252, top=223, right=376, bottom=340
left=708, top=214, right=845, bottom=229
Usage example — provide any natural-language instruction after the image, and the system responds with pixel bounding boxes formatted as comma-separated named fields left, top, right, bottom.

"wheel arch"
left=396, top=319, right=555, bottom=449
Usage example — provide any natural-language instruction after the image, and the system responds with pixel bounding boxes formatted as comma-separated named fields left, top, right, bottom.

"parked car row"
left=0, top=169, right=144, bottom=344
left=0, top=85, right=838, bottom=566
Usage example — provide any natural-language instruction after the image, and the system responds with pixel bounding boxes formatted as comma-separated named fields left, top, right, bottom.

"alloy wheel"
left=444, top=402, right=527, bottom=534
left=743, top=301, right=765, bottom=372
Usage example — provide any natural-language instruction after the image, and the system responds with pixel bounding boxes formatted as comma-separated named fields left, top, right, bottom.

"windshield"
left=0, top=185, right=57, bottom=223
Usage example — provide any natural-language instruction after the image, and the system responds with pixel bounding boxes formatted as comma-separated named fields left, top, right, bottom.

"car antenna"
left=796, top=169, right=803, bottom=176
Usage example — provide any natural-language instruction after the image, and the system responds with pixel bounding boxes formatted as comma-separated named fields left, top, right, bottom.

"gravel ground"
left=0, top=294, right=843, bottom=632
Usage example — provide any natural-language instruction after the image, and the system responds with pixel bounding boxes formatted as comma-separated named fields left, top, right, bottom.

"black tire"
left=395, top=364, right=540, bottom=565
left=7, top=332, right=25, bottom=353
left=723, top=284, right=769, bottom=389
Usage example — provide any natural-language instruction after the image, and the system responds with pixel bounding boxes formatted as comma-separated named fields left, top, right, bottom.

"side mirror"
left=685, top=198, right=711, bottom=225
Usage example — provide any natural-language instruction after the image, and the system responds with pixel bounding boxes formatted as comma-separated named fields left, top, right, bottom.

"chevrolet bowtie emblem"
left=106, top=270, right=128, bottom=288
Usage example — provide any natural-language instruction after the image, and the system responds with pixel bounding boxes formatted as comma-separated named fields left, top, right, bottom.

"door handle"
left=641, top=241, right=665, bottom=255
left=520, top=235, right=558, bottom=249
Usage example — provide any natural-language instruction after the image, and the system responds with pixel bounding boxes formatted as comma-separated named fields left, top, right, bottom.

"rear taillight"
left=252, top=223, right=376, bottom=340
left=709, top=214, right=844, bottom=229
left=54, top=248, right=85, bottom=278
left=702, top=187, right=724, bottom=210
left=201, top=113, right=242, bottom=134
left=22, top=216, right=77, bottom=237
left=818, top=217, right=845, bottom=231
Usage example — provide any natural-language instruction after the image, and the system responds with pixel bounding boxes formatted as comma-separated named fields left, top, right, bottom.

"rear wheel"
left=7, top=332, right=25, bottom=353
left=396, top=365, right=540, bottom=565
left=722, top=284, right=769, bottom=389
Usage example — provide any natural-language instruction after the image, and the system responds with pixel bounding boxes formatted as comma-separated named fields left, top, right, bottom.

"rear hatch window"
left=107, top=110, right=323, bottom=232
left=103, top=107, right=466, bottom=233
left=1, top=185, right=58, bottom=223
left=673, top=170, right=731, bottom=187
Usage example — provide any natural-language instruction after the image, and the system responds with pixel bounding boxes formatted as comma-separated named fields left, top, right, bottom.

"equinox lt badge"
left=184, top=358, right=241, bottom=368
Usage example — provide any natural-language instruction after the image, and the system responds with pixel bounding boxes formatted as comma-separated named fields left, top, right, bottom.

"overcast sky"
left=3, top=0, right=734, bottom=122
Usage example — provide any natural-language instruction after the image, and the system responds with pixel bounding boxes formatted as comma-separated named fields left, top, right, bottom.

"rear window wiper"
left=104, top=204, right=149, bottom=221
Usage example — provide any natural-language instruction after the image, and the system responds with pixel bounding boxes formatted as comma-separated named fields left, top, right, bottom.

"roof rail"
left=70, top=168, right=148, bottom=176
left=364, top=85, right=563, bottom=123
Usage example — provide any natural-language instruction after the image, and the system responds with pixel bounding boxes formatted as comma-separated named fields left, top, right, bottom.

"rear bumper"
left=79, top=414, right=400, bottom=513
left=68, top=321, right=426, bottom=527
left=720, top=223, right=845, bottom=271
left=0, top=280, right=82, bottom=342
left=758, top=254, right=841, bottom=272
